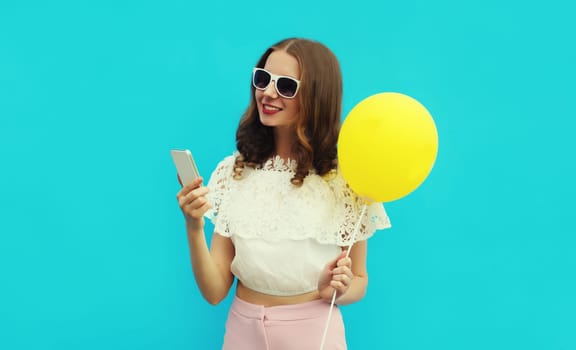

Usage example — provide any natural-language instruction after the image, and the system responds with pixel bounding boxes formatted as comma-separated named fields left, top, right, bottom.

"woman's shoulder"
left=318, top=167, right=348, bottom=190
left=204, top=152, right=238, bottom=224
left=317, top=167, right=392, bottom=241
left=208, top=152, right=238, bottom=177
left=205, top=152, right=237, bottom=187
left=216, top=152, right=238, bottom=168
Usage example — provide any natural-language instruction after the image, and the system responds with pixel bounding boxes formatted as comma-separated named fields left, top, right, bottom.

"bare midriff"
left=236, top=280, right=323, bottom=307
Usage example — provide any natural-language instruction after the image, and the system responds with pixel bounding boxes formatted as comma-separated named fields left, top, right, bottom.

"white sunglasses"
left=252, top=68, right=301, bottom=99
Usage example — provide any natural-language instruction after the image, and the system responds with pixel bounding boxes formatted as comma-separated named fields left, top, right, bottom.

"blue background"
left=1, top=0, right=575, bottom=349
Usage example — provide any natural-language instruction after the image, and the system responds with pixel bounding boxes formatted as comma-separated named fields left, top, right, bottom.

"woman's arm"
left=178, top=177, right=235, bottom=305
left=187, top=228, right=235, bottom=305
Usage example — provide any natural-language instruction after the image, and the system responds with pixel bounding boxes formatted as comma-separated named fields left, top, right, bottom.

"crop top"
left=204, top=153, right=391, bottom=296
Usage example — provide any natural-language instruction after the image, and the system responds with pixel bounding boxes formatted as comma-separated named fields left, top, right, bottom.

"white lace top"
left=204, top=153, right=391, bottom=296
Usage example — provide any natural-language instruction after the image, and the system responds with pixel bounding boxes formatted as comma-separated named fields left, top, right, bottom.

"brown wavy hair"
left=235, top=38, right=343, bottom=185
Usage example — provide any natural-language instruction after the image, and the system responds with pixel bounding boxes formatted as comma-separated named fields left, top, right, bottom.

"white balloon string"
left=319, top=203, right=368, bottom=350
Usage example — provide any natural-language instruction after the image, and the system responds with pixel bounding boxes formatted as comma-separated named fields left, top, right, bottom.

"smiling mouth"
left=263, top=104, right=281, bottom=111
left=261, top=104, right=282, bottom=115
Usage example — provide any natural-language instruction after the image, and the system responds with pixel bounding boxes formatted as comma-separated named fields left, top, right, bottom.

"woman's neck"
left=274, top=127, right=296, bottom=160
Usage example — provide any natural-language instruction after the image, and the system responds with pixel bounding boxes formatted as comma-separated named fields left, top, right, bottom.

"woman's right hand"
left=176, top=177, right=212, bottom=233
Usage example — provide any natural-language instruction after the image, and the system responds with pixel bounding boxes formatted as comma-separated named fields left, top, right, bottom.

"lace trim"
left=204, top=153, right=391, bottom=246
left=327, top=172, right=391, bottom=243
left=257, top=154, right=298, bottom=172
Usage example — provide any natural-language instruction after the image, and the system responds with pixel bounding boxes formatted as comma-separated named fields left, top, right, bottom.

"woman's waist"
left=236, top=280, right=323, bottom=307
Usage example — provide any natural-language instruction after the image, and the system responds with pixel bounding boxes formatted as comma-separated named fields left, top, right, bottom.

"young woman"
left=176, top=38, right=391, bottom=350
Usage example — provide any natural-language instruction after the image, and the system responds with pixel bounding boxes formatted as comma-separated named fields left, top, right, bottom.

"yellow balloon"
left=338, top=92, right=438, bottom=202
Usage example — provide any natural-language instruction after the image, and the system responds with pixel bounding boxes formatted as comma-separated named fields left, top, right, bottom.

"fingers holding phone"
left=171, top=149, right=211, bottom=231
left=177, top=178, right=211, bottom=221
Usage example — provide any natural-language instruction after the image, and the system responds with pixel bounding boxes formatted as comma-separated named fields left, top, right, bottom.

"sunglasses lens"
left=253, top=69, right=271, bottom=89
left=276, top=77, right=298, bottom=98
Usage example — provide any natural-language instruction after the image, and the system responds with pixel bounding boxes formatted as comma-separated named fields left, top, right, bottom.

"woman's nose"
left=263, top=80, right=278, bottom=98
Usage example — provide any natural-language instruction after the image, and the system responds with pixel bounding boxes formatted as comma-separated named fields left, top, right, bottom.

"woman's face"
left=255, top=50, right=301, bottom=130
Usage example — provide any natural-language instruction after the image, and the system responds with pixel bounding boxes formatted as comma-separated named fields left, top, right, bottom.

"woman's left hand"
left=317, top=250, right=354, bottom=301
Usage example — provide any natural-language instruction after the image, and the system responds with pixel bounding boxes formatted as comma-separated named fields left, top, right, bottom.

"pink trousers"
left=222, top=297, right=347, bottom=350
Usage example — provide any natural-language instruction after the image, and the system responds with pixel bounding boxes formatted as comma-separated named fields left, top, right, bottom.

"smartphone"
left=170, top=149, right=200, bottom=186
